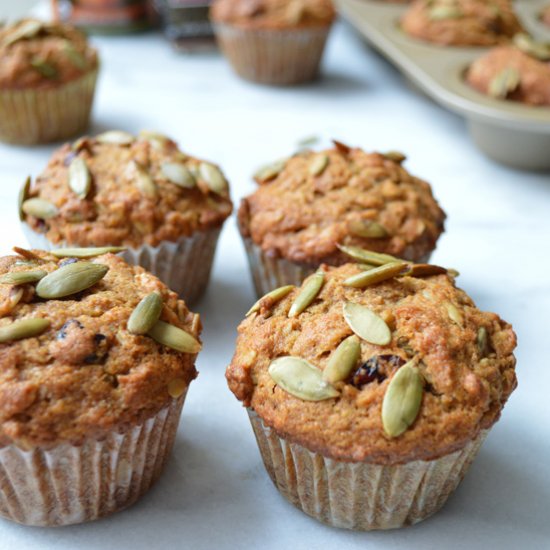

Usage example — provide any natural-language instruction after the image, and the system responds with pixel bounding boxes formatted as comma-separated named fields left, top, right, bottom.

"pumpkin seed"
left=322, top=335, right=361, bottom=384
left=268, top=356, right=340, bottom=401
left=0, top=270, right=47, bottom=285
left=253, top=159, right=286, bottom=183
left=139, top=130, right=171, bottom=144
left=199, top=162, right=228, bottom=195
left=309, top=154, right=329, bottom=176
left=96, top=130, right=134, bottom=146
left=0, top=318, right=50, bottom=343
left=30, top=57, right=57, bottom=79
left=400, top=263, right=447, bottom=277
left=68, top=157, right=91, bottom=198
left=132, top=162, right=157, bottom=197
left=429, top=5, right=463, bottom=20
left=333, top=139, right=351, bottom=155
left=477, top=326, right=490, bottom=357
left=22, top=198, right=58, bottom=219
left=384, top=151, right=406, bottom=163
left=36, top=261, right=109, bottom=299
left=51, top=246, right=126, bottom=258
left=488, top=67, right=520, bottom=99
left=343, top=302, right=392, bottom=346
left=513, top=33, right=550, bottom=61
left=349, top=220, right=389, bottom=239
left=297, top=135, right=319, bottom=147
left=246, top=285, right=294, bottom=316
left=161, top=162, right=195, bottom=189
left=127, top=292, right=163, bottom=335
left=445, top=302, right=463, bottom=326
left=18, top=176, right=31, bottom=222
left=288, top=271, right=324, bottom=318
left=63, top=41, right=87, bottom=70
left=337, top=244, right=402, bottom=266
left=167, top=378, right=187, bottom=398
left=7, top=287, right=24, bottom=312
left=344, top=262, right=406, bottom=288
left=3, top=20, right=43, bottom=47
left=147, top=320, right=201, bottom=353
left=382, top=361, right=423, bottom=437
left=447, top=268, right=460, bottom=278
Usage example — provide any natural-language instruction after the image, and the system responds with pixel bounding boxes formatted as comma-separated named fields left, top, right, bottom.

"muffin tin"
left=335, top=0, right=550, bottom=170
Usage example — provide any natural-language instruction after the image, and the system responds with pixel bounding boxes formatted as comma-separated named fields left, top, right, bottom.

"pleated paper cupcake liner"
left=0, top=391, right=186, bottom=527
left=213, top=23, right=331, bottom=85
left=0, top=69, right=98, bottom=145
left=22, top=224, right=221, bottom=305
left=248, top=409, right=488, bottom=531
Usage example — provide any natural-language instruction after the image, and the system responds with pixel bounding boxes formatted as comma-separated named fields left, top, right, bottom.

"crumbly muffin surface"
left=227, top=263, right=517, bottom=464
left=0, top=251, right=200, bottom=449
left=23, top=132, right=233, bottom=248
left=401, top=0, right=523, bottom=47
left=0, top=19, right=98, bottom=89
left=239, top=145, right=445, bottom=265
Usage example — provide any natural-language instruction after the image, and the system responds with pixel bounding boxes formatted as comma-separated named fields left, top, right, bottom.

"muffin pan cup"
left=335, top=0, right=550, bottom=170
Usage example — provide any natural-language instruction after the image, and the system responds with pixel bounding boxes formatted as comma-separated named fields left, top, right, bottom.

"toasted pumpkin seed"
left=288, top=271, right=324, bottom=318
left=36, top=261, right=109, bottom=299
left=132, top=162, right=157, bottom=197
left=400, top=263, right=448, bottom=277
left=22, top=198, right=58, bottom=219
left=253, top=159, right=286, bottom=183
left=199, top=162, right=228, bottom=194
left=3, top=20, right=43, bottom=47
left=488, top=67, right=520, bottom=99
left=18, top=176, right=31, bottom=221
left=246, top=285, right=294, bottom=316
left=139, top=130, right=171, bottom=143
left=344, top=262, right=406, bottom=288
left=147, top=320, right=201, bottom=353
left=333, top=139, right=351, bottom=155
left=349, top=220, right=389, bottom=239
left=268, top=356, right=339, bottom=401
left=63, top=41, right=87, bottom=70
left=96, top=130, right=134, bottom=145
left=309, top=154, right=329, bottom=176
left=323, top=335, right=361, bottom=384
left=161, top=162, right=195, bottom=189
left=127, top=292, right=163, bottom=335
left=513, top=33, right=550, bottom=61
left=0, top=270, right=47, bottom=285
left=446, top=302, right=463, bottom=326
left=477, top=326, right=490, bottom=357
left=447, top=268, right=460, bottom=278
left=382, top=361, right=423, bottom=437
left=429, top=5, right=463, bottom=20
left=0, top=318, right=50, bottom=343
left=51, top=247, right=125, bottom=258
left=343, top=302, right=392, bottom=346
left=384, top=151, right=406, bottom=163
left=167, top=378, right=187, bottom=398
left=68, top=157, right=91, bottom=199
left=30, top=57, right=57, bottom=79
left=337, top=244, right=402, bottom=266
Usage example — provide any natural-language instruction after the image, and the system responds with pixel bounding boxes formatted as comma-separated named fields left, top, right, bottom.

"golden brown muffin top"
left=0, top=19, right=98, bottom=89
left=466, top=37, right=550, bottom=106
left=22, top=131, right=233, bottom=248
left=227, top=261, right=517, bottom=464
left=0, top=249, right=201, bottom=450
left=210, top=0, right=335, bottom=29
left=401, top=0, right=523, bottom=47
left=238, top=143, right=445, bottom=266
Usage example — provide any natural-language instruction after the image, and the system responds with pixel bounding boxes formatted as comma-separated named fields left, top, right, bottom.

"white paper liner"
left=248, top=409, right=488, bottom=530
left=0, top=392, right=186, bottom=527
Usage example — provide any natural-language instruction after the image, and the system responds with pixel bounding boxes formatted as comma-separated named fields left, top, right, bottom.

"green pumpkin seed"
left=337, top=244, right=402, bottom=266
left=96, top=130, right=135, bottom=146
left=246, top=285, right=294, bottom=316
left=0, top=269, right=47, bottom=285
left=297, top=135, right=319, bottom=147
left=253, top=159, right=286, bottom=183
left=447, top=268, right=460, bottom=278
left=513, top=33, right=550, bottom=62
left=68, top=157, right=91, bottom=199
left=161, top=162, right=196, bottom=189
left=30, top=57, right=58, bottom=79
left=147, top=320, right=201, bottom=353
left=288, top=271, right=324, bottom=318
left=322, top=335, right=361, bottom=384
left=268, top=356, right=340, bottom=401
left=63, top=41, right=87, bottom=70
left=51, top=246, right=126, bottom=258
left=18, top=176, right=31, bottom=222
left=429, top=5, right=463, bottom=20
left=22, top=198, right=58, bottom=219
left=0, top=318, right=50, bottom=343
left=128, top=292, right=163, bottom=335
left=167, top=378, right=187, bottom=398
left=488, top=67, right=520, bottom=99
left=384, top=151, right=406, bottom=163
left=343, top=302, right=392, bottom=346
left=133, top=162, right=157, bottom=197
left=477, top=326, right=490, bottom=357
left=446, top=302, right=463, bottom=326
left=349, top=220, right=389, bottom=239
left=344, top=262, right=406, bottom=288
left=382, top=361, right=423, bottom=437
left=309, top=154, right=329, bottom=177
left=199, top=162, right=228, bottom=195
left=400, top=263, right=447, bottom=278
left=36, top=261, right=109, bottom=299
left=3, top=20, right=43, bottom=47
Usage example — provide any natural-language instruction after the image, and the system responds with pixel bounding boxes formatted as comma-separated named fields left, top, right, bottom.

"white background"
left=0, top=2, right=549, bottom=549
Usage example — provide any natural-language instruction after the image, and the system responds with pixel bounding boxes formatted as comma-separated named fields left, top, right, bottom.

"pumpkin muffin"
left=227, top=253, right=517, bottom=530
left=20, top=130, right=233, bottom=304
left=0, top=18, right=99, bottom=145
left=238, top=142, right=446, bottom=297
left=401, top=0, right=523, bottom=47
left=466, top=34, right=550, bottom=106
left=0, top=248, right=201, bottom=526
left=210, top=0, right=336, bottom=85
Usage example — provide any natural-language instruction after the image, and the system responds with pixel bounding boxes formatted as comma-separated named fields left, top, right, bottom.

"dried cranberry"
left=351, top=354, right=406, bottom=389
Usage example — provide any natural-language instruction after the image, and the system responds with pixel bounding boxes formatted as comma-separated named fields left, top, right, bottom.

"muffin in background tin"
left=0, top=248, right=201, bottom=526
left=0, top=19, right=99, bottom=145
left=227, top=257, right=517, bottom=530
left=20, top=130, right=233, bottom=304
left=238, top=141, right=446, bottom=297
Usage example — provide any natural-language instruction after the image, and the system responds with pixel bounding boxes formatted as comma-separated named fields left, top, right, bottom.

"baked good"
left=466, top=34, right=550, bottom=106
left=227, top=255, right=517, bottom=530
left=401, top=0, right=523, bottom=47
left=210, top=0, right=335, bottom=85
left=0, top=248, right=201, bottom=525
left=20, top=130, right=233, bottom=303
left=0, top=19, right=98, bottom=144
left=238, top=142, right=446, bottom=296
left=543, top=5, right=550, bottom=28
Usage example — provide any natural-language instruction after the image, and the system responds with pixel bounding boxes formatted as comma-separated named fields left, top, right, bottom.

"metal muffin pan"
left=335, top=0, right=550, bottom=170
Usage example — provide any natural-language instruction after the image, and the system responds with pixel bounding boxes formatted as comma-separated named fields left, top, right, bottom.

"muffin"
left=227, top=255, right=517, bottom=530
left=466, top=34, right=550, bottom=106
left=210, top=0, right=336, bottom=85
left=543, top=5, right=550, bottom=28
left=401, top=0, right=523, bottom=47
left=0, top=248, right=201, bottom=526
left=238, top=142, right=446, bottom=297
left=0, top=19, right=99, bottom=145
left=19, top=130, right=233, bottom=304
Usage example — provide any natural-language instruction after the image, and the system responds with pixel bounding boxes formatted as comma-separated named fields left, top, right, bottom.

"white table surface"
left=0, top=10, right=549, bottom=550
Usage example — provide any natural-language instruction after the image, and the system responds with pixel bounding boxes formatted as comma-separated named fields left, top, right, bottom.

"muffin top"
left=238, top=143, right=446, bottom=266
left=227, top=259, right=517, bottom=464
left=466, top=35, right=550, bottom=106
left=210, top=0, right=335, bottom=30
left=0, top=249, right=201, bottom=450
left=401, top=0, right=523, bottom=47
left=21, top=131, right=233, bottom=248
left=0, top=19, right=98, bottom=89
